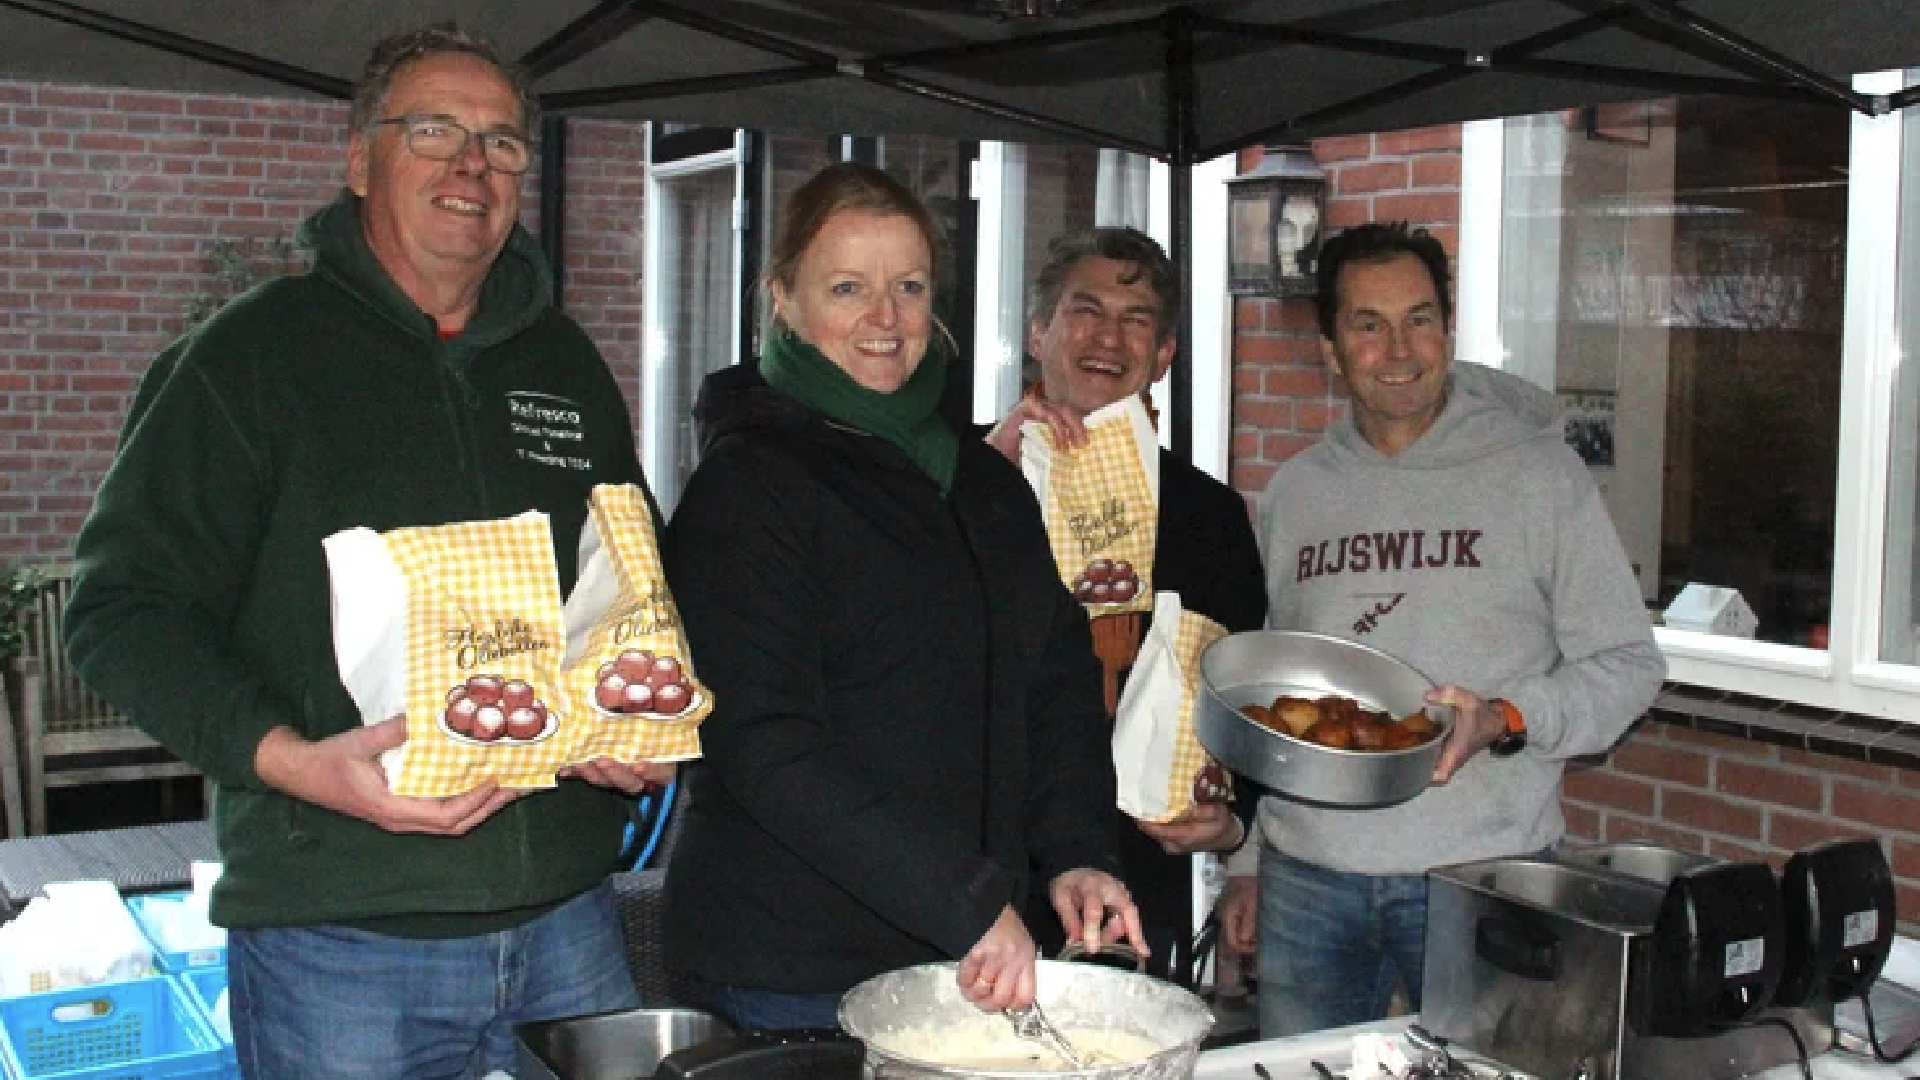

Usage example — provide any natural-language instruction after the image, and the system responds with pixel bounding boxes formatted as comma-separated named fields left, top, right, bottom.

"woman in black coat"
left=661, top=163, right=1144, bottom=1032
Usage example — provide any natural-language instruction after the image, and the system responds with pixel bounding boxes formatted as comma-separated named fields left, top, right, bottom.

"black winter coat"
left=661, top=365, right=1121, bottom=994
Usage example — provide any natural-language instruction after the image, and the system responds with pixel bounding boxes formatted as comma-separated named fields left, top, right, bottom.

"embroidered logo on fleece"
left=1294, top=529, right=1483, bottom=583
left=506, top=391, right=595, bottom=472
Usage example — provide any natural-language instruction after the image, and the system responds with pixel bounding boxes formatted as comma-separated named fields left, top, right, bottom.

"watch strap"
left=1488, top=698, right=1527, bottom=757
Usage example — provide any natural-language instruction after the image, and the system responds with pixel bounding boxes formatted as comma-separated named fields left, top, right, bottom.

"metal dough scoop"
left=1004, top=1003, right=1089, bottom=1068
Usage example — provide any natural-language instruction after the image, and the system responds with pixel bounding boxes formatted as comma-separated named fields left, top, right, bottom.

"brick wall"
left=1565, top=718, right=1920, bottom=932
left=1228, top=126, right=1920, bottom=931
left=1229, top=127, right=1463, bottom=495
left=0, top=81, right=647, bottom=559
left=556, top=119, right=647, bottom=420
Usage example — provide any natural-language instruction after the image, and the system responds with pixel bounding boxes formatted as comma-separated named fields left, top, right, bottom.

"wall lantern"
left=1226, top=144, right=1327, bottom=299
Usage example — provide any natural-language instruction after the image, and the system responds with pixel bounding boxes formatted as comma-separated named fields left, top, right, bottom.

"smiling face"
left=348, top=52, right=524, bottom=308
left=1028, top=256, right=1176, bottom=419
left=1322, top=252, right=1453, bottom=456
left=771, top=209, right=933, bottom=393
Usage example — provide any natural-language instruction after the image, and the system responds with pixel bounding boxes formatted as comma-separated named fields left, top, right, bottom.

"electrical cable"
left=1862, top=992, right=1920, bottom=1064
left=618, top=776, right=679, bottom=870
left=1750, top=1015, right=1813, bottom=1080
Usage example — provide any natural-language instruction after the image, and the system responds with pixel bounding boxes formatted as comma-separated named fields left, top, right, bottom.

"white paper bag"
left=1114, top=592, right=1185, bottom=821
left=1112, top=592, right=1229, bottom=823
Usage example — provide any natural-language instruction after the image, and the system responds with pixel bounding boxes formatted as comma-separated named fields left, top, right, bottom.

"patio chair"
left=612, top=774, right=695, bottom=1006
left=15, top=566, right=201, bottom=835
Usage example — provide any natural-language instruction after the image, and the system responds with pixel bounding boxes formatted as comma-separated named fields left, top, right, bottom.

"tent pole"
left=521, top=0, right=655, bottom=79
left=1621, top=0, right=1879, bottom=114
left=1, top=0, right=348, bottom=97
left=1166, top=7, right=1195, bottom=465
left=540, top=117, right=569, bottom=310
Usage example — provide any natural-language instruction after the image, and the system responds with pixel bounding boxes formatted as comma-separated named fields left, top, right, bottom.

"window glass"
left=650, top=166, right=738, bottom=515
left=1500, top=97, right=1850, bottom=647
left=1881, top=72, right=1920, bottom=664
left=1005, top=144, right=1151, bottom=392
left=879, top=136, right=969, bottom=335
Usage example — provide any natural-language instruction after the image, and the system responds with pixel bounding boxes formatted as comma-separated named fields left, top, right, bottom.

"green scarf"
left=760, top=328, right=960, bottom=494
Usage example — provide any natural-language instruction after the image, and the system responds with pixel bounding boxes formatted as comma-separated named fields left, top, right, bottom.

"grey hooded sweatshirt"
left=1237, top=361, right=1664, bottom=876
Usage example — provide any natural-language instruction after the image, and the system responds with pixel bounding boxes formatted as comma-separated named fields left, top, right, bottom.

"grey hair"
left=349, top=22, right=538, bottom=135
left=1027, top=227, right=1182, bottom=346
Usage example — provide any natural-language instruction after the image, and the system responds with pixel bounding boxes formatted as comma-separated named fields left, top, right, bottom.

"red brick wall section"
left=1229, top=127, right=1463, bottom=497
left=0, top=81, right=647, bottom=560
left=1565, top=723, right=1920, bottom=934
left=558, top=120, right=646, bottom=425
left=1227, top=124, right=1920, bottom=932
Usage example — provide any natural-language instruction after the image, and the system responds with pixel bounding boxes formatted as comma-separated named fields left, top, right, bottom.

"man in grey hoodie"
left=1217, top=222, right=1664, bottom=1038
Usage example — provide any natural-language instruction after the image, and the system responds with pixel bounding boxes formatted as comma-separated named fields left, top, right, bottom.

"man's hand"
left=558, top=758, right=677, bottom=795
left=1135, top=802, right=1244, bottom=854
left=253, top=717, right=519, bottom=836
left=957, top=905, right=1040, bottom=1010
left=1425, top=685, right=1507, bottom=783
left=985, top=390, right=1088, bottom=463
left=1217, top=873, right=1259, bottom=955
left=1047, top=868, right=1149, bottom=958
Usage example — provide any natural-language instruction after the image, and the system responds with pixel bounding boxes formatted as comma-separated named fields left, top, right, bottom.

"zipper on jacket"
left=432, top=339, right=492, bottom=510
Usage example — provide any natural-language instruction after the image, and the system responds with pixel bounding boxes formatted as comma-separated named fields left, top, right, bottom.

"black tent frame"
left=8, top=0, right=1915, bottom=459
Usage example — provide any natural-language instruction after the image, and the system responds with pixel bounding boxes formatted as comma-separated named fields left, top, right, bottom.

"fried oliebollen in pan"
left=1240, top=693, right=1439, bottom=753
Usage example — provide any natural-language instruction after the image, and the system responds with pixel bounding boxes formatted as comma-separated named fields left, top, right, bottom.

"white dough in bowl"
left=875, top=1025, right=1162, bottom=1071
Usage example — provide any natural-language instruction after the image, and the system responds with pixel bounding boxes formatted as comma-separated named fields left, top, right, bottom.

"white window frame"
left=968, top=146, right=1235, bottom=482
left=639, top=130, right=746, bottom=498
left=1456, top=74, right=1920, bottom=720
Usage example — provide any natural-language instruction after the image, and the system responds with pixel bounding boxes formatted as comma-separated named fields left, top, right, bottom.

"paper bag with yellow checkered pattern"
left=1112, top=591, right=1230, bottom=823
left=557, top=483, right=709, bottom=767
left=326, top=510, right=577, bottom=798
left=1019, top=395, right=1160, bottom=616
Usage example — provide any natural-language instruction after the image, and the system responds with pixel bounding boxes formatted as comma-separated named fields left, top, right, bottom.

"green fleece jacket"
left=64, top=191, right=649, bottom=932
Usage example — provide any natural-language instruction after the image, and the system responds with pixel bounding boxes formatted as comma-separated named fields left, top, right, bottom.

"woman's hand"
left=957, top=905, right=1039, bottom=1009
left=1048, top=868, right=1149, bottom=958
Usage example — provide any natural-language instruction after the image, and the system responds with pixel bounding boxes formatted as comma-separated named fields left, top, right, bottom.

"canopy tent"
left=5, top=0, right=1919, bottom=157
left=6, top=0, right=1919, bottom=454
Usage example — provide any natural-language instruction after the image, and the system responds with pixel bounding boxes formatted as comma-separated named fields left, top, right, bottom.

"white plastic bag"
left=1112, top=592, right=1227, bottom=822
left=0, top=880, right=155, bottom=996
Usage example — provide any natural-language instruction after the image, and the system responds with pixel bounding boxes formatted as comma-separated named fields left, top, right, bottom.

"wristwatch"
left=1488, top=698, right=1528, bottom=757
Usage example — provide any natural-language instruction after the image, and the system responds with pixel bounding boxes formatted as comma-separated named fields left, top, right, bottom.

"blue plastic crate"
left=123, top=894, right=226, bottom=974
left=0, top=976, right=225, bottom=1079
left=171, top=969, right=235, bottom=1078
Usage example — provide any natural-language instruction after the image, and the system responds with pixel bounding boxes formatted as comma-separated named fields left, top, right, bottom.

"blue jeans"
left=1255, top=846, right=1428, bottom=1039
left=691, top=983, right=845, bottom=1032
left=228, top=882, right=640, bottom=1079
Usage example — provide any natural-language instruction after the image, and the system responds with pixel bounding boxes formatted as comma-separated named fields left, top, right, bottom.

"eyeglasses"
left=371, top=114, right=532, bottom=175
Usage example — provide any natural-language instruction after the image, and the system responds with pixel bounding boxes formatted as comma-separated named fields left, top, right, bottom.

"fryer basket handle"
left=1475, top=916, right=1559, bottom=981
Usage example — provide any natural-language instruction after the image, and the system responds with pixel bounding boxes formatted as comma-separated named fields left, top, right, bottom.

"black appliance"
left=1774, top=837, right=1899, bottom=1009
left=1633, top=861, right=1785, bottom=1036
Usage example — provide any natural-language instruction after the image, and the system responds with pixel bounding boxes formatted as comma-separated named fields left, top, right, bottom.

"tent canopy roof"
left=5, top=0, right=1918, bottom=158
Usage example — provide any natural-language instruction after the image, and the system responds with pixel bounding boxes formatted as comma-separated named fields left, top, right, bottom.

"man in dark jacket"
left=988, top=227, right=1267, bottom=983
left=62, top=24, right=664, bottom=1078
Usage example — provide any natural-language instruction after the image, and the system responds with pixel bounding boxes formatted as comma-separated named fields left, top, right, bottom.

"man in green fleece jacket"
left=62, top=24, right=667, bottom=1078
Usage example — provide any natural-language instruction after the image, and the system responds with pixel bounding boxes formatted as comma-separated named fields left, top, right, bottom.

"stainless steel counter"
left=1196, top=937, right=1920, bottom=1080
left=1194, top=1017, right=1914, bottom=1079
